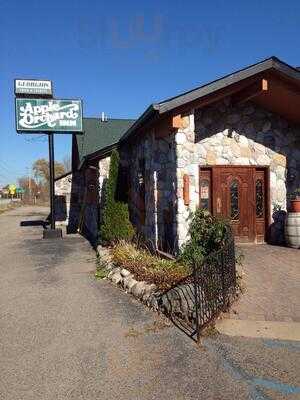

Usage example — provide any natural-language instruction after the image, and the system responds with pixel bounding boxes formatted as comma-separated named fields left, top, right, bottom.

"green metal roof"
left=76, top=117, right=135, bottom=166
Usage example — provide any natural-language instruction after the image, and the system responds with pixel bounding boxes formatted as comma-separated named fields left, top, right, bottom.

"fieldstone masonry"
left=99, top=157, right=110, bottom=188
left=123, top=98, right=300, bottom=251
left=54, top=173, right=72, bottom=225
left=98, top=156, right=111, bottom=226
left=175, top=99, right=300, bottom=247
left=123, top=132, right=177, bottom=251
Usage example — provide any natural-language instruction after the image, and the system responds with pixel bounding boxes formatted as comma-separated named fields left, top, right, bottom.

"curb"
left=216, top=319, right=300, bottom=341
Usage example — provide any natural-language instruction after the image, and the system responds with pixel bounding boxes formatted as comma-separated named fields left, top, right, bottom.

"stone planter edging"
left=96, top=245, right=161, bottom=311
left=96, top=245, right=240, bottom=332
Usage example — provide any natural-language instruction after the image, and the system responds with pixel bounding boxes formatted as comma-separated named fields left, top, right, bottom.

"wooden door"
left=254, top=168, right=268, bottom=243
left=212, top=167, right=255, bottom=242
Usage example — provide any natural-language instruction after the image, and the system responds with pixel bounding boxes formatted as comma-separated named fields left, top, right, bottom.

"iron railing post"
left=220, top=249, right=227, bottom=307
left=192, top=262, right=201, bottom=344
left=190, top=229, right=236, bottom=342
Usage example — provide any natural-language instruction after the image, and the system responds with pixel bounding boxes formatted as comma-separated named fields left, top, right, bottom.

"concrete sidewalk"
left=218, top=244, right=300, bottom=341
left=217, top=319, right=300, bottom=341
left=228, top=244, right=300, bottom=323
left=0, top=207, right=248, bottom=399
left=0, top=206, right=299, bottom=400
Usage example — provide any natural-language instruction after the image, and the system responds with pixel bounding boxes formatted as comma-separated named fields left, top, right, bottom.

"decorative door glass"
left=230, top=179, right=239, bottom=220
left=256, top=179, right=264, bottom=218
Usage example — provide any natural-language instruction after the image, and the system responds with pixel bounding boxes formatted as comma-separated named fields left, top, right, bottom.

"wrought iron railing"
left=159, top=230, right=236, bottom=342
left=193, top=230, right=236, bottom=341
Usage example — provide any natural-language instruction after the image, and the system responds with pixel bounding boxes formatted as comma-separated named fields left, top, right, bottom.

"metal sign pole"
left=43, top=132, right=62, bottom=239
left=48, top=133, right=55, bottom=230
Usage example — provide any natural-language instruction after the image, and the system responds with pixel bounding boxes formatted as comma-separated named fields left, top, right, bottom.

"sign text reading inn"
left=15, top=79, right=52, bottom=96
left=15, top=99, right=83, bottom=133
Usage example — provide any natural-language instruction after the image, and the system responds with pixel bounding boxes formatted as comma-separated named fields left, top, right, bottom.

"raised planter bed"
left=96, top=239, right=238, bottom=341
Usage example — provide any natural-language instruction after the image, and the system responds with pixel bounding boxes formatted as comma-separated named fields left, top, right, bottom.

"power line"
left=23, top=134, right=48, bottom=143
left=0, top=159, right=26, bottom=172
left=0, top=157, right=33, bottom=174
left=0, top=164, right=27, bottom=178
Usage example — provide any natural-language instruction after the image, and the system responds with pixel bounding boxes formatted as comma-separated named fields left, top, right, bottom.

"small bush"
left=179, top=208, right=230, bottom=267
left=100, top=150, right=134, bottom=244
left=111, top=241, right=190, bottom=290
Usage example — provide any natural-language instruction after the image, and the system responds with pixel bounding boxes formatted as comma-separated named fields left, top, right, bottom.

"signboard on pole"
left=15, top=79, right=53, bottom=96
left=15, top=98, right=83, bottom=133
left=8, top=184, right=16, bottom=195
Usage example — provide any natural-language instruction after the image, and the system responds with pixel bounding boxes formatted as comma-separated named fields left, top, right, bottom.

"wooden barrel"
left=285, top=212, right=300, bottom=249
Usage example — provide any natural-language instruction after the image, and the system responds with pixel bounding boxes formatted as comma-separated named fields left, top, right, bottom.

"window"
left=199, top=168, right=212, bottom=212
left=256, top=179, right=264, bottom=218
left=200, top=179, right=210, bottom=210
left=230, top=180, right=239, bottom=220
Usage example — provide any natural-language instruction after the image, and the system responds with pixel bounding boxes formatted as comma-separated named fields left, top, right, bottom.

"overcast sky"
left=0, top=0, right=299, bottom=185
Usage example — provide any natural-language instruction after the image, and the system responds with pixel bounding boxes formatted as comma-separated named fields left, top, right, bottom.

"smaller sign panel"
left=15, top=79, right=53, bottom=96
left=15, top=98, right=83, bottom=133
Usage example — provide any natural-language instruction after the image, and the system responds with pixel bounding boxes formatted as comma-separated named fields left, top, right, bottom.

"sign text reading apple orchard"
left=15, top=98, right=83, bottom=133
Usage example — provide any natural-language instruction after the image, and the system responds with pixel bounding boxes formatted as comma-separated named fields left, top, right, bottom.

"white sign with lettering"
left=15, top=79, right=53, bottom=96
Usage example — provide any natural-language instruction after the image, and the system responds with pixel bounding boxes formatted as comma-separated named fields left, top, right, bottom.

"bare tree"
left=33, top=158, right=65, bottom=183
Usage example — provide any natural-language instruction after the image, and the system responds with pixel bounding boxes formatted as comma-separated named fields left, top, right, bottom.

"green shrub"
left=179, top=209, right=230, bottom=266
left=111, top=241, right=190, bottom=290
left=100, top=150, right=134, bottom=244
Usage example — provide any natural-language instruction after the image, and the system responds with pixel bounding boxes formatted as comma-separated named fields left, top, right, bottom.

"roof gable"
left=156, top=56, right=300, bottom=113
left=121, top=56, right=300, bottom=141
left=76, top=118, right=135, bottom=164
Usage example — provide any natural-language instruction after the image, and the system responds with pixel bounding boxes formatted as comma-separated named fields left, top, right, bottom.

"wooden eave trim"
left=123, top=69, right=300, bottom=144
left=165, top=73, right=268, bottom=117
left=232, top=79, right=269, bottom=105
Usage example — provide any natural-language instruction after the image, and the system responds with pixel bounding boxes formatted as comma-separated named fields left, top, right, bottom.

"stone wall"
left=99, top=157, right=110, bottom=187
left=123, top=132, right=178, bottom=252
left=67, top=170, right=85, bottom=233
left=98, top=156, right=110, bottom=226
left=54, top=173, right=72, bottom=225
left=175, top=98, right=300, bottom=246
left=66, top=166, right=100, bottom=246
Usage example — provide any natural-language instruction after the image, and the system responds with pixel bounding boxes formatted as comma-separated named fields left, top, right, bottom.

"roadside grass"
left=110, top=241, right=190, bottom=291
left=94, top=254, right=109, bottom=280
left=0, top=202, right=21, bottom=215
left=94, top=268, right=107, bottom=279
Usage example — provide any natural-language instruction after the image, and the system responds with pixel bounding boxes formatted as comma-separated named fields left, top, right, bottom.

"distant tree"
left=33, top=158, right=65, bottom=183
left=18, top=176, right=38, bottom=193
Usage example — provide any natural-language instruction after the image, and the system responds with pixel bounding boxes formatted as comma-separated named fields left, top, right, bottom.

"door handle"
left=217, top=197, right=221, bottom=213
